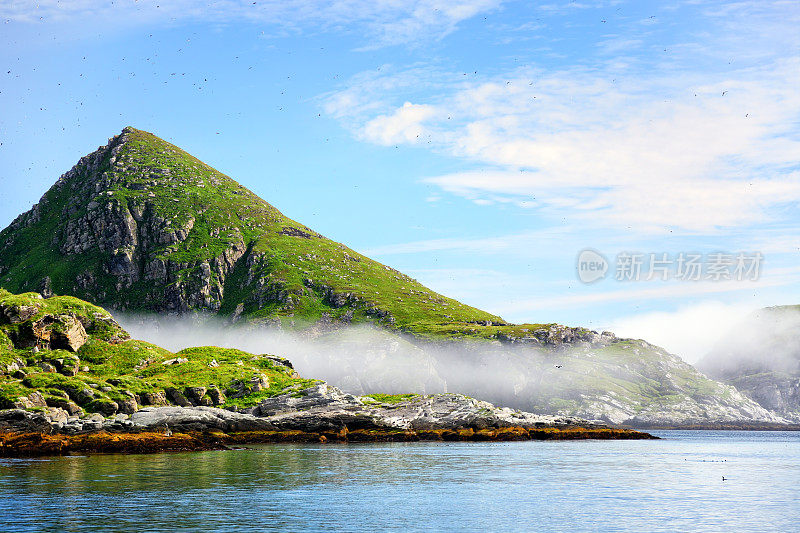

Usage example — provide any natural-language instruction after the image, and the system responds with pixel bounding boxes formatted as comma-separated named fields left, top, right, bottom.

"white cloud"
left=362, top=102, right=438, bottom=145
left=362, top=0, right=502, bottom=48
left=318, top=1, right=800, bottom=235
left=2, top=0, right=501, bottom=47
left=328, top=56, right=800, bottom=233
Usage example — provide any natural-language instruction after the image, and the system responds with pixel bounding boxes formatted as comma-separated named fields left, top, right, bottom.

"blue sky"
left=1, top=1, right=799, bottom=361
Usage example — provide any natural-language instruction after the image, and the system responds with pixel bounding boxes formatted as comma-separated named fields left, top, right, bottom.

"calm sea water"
left=1, top=430, right=798, bottom=532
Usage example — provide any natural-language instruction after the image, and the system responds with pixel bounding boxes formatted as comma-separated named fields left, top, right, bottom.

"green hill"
left=0, top=289, right=315, bottom=415
left=0, top=127, right=503, bottom=335
left=0, top=128, right=793, bottom=427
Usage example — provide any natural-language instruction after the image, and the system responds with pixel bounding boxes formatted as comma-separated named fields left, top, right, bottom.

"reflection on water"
left=1, top=431, right=798, bottom=532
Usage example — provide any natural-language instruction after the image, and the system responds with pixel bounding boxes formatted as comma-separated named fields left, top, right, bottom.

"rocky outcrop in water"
left=0, top=382, right=599, bottom=436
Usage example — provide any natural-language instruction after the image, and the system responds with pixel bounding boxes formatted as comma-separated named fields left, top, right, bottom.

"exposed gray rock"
left=38, top=276, right=54, bottom=298
left=3, top=312, right=88, bottom=352
left=72, top=387, right=96, bottom=406
left=51, top=315, right=88, bottom=351
left=0, top=381, right=607, bottom=436
left=207, top=387, right=226, bottom=406
left=184, top=387, right=207, bottom=404
left=0, top=409, right=52, bottom=433
left=228, top=374, right=269, bottom=398
left=27, top=391, right=48, bottom=408
left=139, top=391, right=167, bottom=406
left=86, top=399, right=118, bottom=416
left=2, top=303, right=40, bottom=324
left=123, top=383, right=598, bottom=434
left=117, top=396, right=138, bottom=415
left=165, top=387, right=192, bottom=407
left=129, top=406, right=274, bottom=433
left=45, top=397, right=83, bottom=416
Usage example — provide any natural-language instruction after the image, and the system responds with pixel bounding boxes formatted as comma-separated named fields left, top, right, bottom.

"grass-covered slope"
left=0, top=290, right=316, bottom=416
left=0, top=127, right=503, bottom=335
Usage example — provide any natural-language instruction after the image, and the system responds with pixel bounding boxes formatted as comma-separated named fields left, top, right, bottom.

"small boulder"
left=165, top=387, right=192, bottom=407
left=250, top=374, right=269, bottom=392
left=73, top=387, right=96, bottom=405
left=27, top=391, right=48, bottom=408
left=228, top=374, right=269, bottom=398
left=264, top=355, right=294, bottom=370
left=2, top=303, right=40, bottom=324
left=139, top=391, right=167, bottom=406
left=50, top=315, right=88, bottom=352
left=45, top=407, right=70, bottom=426
left=117, top=396, right=138, bottom=414
left=45, top=397, right=83, bottom=416
left=184, top=387, right=207, bottom=405
left=59, top=365, right=78, bottom=376
left=12, top=397, right=34, bottom=410
left=86, top=398, right=119, bottom=416
left=207, top=387, right=226, bottom=406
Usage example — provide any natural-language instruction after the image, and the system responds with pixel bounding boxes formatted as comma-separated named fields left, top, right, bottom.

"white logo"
left=577, top=249, right=608, bottom=283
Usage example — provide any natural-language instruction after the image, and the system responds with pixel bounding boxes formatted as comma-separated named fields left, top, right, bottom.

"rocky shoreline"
left=0, top=425, right=653, bottom=457
left=0, top=384, right=655, bottom=456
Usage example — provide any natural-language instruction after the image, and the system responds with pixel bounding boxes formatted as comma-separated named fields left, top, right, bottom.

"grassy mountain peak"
left=0, top=127, right=504, bottom=334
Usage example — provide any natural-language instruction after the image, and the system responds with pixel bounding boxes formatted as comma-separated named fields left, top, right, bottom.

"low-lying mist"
left=697, top=305, right=800, bottom=378
left=115, top=313, right=569, bottom=413
left=114, top=310, right=795, bottom=423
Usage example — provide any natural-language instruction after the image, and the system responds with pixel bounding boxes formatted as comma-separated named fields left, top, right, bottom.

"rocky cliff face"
left=344, top=332, right=787, bottom=427
left=698, top=305, right=800, bottom=422
left=0, top=127, right=501, bottom=333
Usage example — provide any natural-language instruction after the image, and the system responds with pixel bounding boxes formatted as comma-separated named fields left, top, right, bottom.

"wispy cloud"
left=503, top=265, right=800, bottom=313
left=360, top=225, right=585, bottom=257
left=323, top=2, right=800, bottom=234
left=1, top=0, right=502, bottom=47
left=327, top=58, right=800, bottom=233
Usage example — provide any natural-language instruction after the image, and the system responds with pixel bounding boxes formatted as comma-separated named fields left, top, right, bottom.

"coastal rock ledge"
left=0, top=383, right=654, bottom=456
